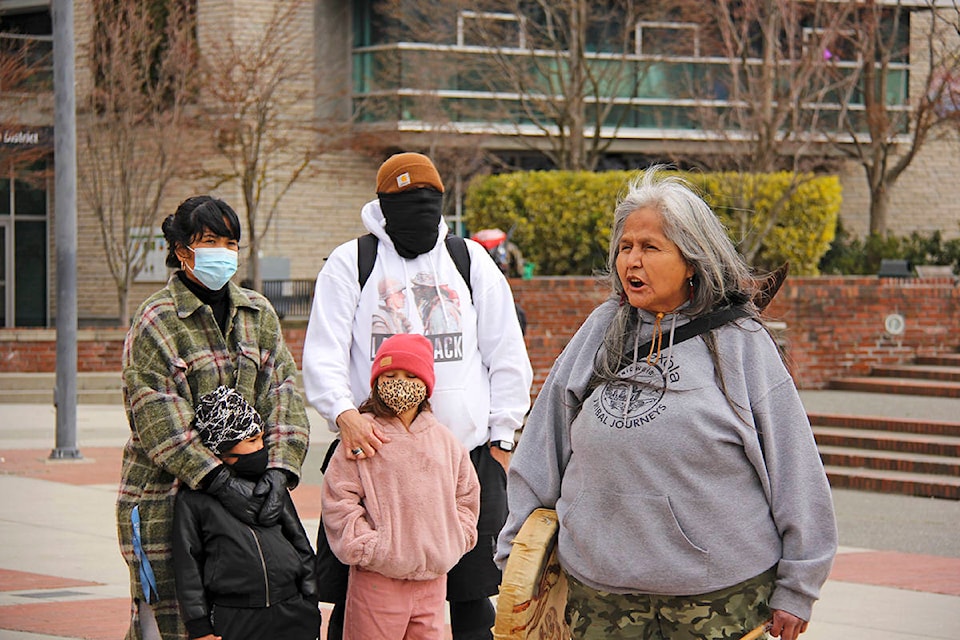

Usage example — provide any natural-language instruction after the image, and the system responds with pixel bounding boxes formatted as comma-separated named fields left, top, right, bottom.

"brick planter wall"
left=508, top=277, right=610, bottom=395
left=762, top=276, right=960, bottom=389
left=2, top=276, right=957, bottom=392
left=508, top=275, right=960, bottom=392
left=0, top=329, right=128, bottom=373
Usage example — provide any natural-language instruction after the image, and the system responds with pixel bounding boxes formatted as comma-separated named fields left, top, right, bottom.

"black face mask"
left=379, top=188, right=444, bottom=259
left=229, top=447, right=269, bottom=479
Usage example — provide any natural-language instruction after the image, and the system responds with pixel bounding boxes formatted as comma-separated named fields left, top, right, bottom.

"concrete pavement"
left=1, top=394, right=959, bottom=640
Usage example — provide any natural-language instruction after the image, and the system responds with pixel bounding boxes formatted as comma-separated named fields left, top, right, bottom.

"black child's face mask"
left=379, top=188, right=444, bottom=259
left=228, top=446, right=269, bottom=479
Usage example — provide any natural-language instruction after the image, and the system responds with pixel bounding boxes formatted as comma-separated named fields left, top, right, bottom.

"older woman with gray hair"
left=495, top=167, right=836, bottom=640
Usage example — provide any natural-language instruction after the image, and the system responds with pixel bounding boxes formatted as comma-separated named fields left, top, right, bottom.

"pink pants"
left=344, top=566, right=447, bottom=640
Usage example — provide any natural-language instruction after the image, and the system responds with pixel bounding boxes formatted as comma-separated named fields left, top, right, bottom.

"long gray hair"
left=595, top=166, right=758, bottom=383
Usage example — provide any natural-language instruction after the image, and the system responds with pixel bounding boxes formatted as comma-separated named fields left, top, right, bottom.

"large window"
left=0, top=7, right=53, bottom=91
left=0, top=2, right=50, bottom=328
left=90, top=0, right=197, bottom=109
left=0, top=161, right=48, bottom=327
left=349, top=2, right=914, bottom=140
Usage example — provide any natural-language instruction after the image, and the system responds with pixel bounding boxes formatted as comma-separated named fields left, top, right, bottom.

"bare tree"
left=196, top=0, right=339, bottom=291
left=0, top=29, right=52, bottom=176
left=680, top=0, right=854, bottom=265
left=371, top=0, right=651, bottom=171
left=469, top=0, right=647, bottom=171
left=78, top=0, right=196, bottom=326
left=829, top=0, right=960, bottom=234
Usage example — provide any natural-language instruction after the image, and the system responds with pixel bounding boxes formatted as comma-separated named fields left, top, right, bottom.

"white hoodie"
left=302, top=199, right=533, bottom=449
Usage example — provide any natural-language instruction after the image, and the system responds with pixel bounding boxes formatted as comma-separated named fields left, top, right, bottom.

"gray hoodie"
left=496, top=300, right=837, bottom=621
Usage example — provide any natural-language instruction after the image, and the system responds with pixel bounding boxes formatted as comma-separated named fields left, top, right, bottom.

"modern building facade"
left=1, top=0, right=958, bottom=327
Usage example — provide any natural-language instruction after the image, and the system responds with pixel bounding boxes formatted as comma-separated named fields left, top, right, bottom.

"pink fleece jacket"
left=321, top=410, right=480, bottom=581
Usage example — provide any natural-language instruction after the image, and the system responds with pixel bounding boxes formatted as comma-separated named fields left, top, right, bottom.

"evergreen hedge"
left=464, top=169, right=841, bottom=276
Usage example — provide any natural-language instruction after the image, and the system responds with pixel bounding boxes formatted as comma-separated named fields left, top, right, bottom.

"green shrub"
left=464, top=170, right=627, bottom=276
left=819, top=223, right=960, bottom=275
left=693, top=172, right=841, bottom=275
left=465, top=169, right=841, bottom=276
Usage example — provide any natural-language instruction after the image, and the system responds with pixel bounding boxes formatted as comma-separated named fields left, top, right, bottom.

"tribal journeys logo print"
left=594, top=358, right=678, bottom=428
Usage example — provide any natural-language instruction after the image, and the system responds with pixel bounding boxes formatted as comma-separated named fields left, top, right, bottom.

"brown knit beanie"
left=376, top=152, right=444, bottom=194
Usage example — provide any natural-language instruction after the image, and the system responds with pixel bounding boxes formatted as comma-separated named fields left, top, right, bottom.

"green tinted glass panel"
left=351, top=42, right=911, bottom=135
left=15, top=220, right=46, bottom=326
left=0, top=179, right=9, bottom=215
left=0, top=225, right=5, bottom=326
left=14, top=177, right=46, bottom=216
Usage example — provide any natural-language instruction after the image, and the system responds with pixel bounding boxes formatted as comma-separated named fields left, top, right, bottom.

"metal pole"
left=50, top=0, right=80, bottom=460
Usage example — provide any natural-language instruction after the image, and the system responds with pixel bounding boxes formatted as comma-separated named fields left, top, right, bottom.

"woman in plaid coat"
left=116, top=196, right=311, bottom=640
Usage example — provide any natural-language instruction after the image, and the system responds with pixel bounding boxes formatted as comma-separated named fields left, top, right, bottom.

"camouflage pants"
left=565, top=566, right=775, bottom=640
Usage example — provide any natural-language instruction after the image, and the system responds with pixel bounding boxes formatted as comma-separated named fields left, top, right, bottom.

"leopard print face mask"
left=377, top=376, right=427, bottom=416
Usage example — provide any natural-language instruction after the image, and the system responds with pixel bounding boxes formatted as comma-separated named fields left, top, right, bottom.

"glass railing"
left=352, top=43, right=910, bottom=136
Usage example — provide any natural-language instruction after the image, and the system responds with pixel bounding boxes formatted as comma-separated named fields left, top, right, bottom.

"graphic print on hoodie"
left=370, top=271, right=464, bottom=362
left=594, top=356, right=681, bottom=429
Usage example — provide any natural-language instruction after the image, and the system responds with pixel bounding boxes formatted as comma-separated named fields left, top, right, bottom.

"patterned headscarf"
left=193, top=386, right=264, bottom=455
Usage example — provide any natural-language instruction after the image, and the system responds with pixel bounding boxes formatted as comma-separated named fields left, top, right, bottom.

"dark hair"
left=162, top=196, right=242, bottom=268
left=358, top=380, right=431, bottom=419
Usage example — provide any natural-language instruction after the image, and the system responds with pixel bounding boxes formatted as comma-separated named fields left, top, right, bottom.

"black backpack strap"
left=357, top=233, right=379, bottom=290
left=633, top=304, right=750, bottom=355
left=601, top=305, right=751, bottom=382
left=358, top=232, right=473, bottom=300
left=580, top=304, right=751, bottom=417
left=444, top=235, right=473, bottom=299
left=321, top=438, right=340, bottom=473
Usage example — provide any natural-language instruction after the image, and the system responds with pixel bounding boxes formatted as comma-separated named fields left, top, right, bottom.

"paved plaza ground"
left=1, top=397, right=958, bottom=640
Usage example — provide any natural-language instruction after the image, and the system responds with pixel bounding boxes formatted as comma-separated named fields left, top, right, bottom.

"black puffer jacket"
left=173, top=487, right=317, bottom=638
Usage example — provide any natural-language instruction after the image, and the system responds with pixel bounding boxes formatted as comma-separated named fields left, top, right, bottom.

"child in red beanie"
left=320, top=334, right=480, bottom=640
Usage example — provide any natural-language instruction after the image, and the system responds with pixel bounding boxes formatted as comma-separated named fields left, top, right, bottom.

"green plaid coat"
left=116, top=276, right=310, bottom=639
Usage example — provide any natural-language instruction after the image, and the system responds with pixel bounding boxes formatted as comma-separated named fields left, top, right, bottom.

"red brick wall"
left=507, top=275, right=960, bottom=391
left=2, top=276, right=958, bottom=391
left=511, top=277, right=960, bottom=391
left=511, top=277, right=960, bottom=390
left=0, top=328, right=308, bottom=375
left=0, top=329, right=129, bottom=374
left=762, top=275, right=960, bottom=388
left=508, top=277, right=610, bottom=395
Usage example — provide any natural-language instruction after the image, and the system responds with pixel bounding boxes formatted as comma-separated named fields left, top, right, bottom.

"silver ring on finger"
left=351, top=447, right=364, bottom=456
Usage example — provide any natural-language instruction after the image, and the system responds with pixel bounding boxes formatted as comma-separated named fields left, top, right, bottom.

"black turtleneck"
left=177, top=271, right=230, bottom=336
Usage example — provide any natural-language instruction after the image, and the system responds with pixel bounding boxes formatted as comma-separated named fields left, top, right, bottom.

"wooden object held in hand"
left=494, top=508, right=571, bottom=640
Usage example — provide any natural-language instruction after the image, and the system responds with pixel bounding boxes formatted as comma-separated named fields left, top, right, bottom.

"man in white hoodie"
left=302, top=152, right=533, bottom=640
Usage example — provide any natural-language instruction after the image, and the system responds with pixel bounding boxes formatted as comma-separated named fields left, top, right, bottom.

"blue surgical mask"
left=189, top=247, right=238, bottom=290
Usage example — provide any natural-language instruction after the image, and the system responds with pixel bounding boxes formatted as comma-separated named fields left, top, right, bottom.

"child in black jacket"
left=173, top=387, right=320, bottom=640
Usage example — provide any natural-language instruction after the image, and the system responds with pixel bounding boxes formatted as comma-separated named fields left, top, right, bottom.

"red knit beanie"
left=370, top=334, right=436, bottom=397
left=376, top=152, right=444, bottom=194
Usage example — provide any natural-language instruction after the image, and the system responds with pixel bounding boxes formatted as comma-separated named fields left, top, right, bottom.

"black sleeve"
left=172, top=490, right=215, bottom=637
left=279, top=493, right=318, bottom=600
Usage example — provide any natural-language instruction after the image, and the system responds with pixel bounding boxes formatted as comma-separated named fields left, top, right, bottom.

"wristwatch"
left=490, top=439, right=514, bottom=452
